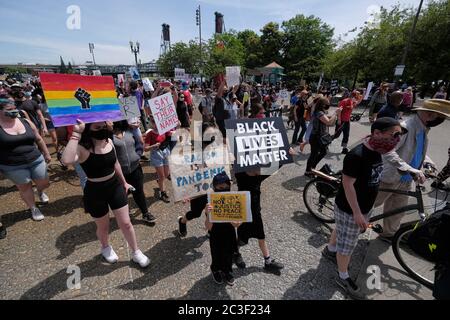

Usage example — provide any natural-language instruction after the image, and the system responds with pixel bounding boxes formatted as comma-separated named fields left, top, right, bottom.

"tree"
left=282, top=15, right=334, bottom=82
left=260, top=22, right=283, bottom=65
left=204, top=31, right=245, bottom=78
left=157, top=41, right=205, bottom=77
left=237, top=30, right=263, bottom=70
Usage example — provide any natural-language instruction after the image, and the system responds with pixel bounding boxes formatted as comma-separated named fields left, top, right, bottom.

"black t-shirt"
left=335, top=144, right=383, bottom=215
left=176, top=101, right=190, bottom=128
left=213, top=96, right=226, bottom=120
left=18, top=99, right=42, bottom=128
left=295, top=99, right=306, bottom=119
left=312, top=111, right=327, bottom=136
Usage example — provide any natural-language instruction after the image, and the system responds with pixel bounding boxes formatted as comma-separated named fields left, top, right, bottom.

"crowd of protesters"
left=0, top=73, right=449, bottom=299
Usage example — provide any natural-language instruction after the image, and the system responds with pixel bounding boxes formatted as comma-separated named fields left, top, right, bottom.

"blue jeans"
left=74, top=163, right=88, bottom=190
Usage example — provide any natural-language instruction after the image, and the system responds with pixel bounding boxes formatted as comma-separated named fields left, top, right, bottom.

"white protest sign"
left=364, top=82, right=374, bottom=100
left=92, top=70, right=102, bottom=76
left=277, top=90, right=289, bottom=106
left=226, top=66, right=241, bottom=88
left=169, top=146, right=232, bottom=202
left=175, top=68, right=186, bottom=81
left=142, top=78, right=154, bottom=92
left=117, top=74, right=125, bottom=87
left=118, top=96, right=140, bottom=120
left=148, top=93, right=179, bottom=135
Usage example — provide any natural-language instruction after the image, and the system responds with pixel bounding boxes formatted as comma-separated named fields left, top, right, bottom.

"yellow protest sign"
left=208, top=192, right=252, bottom=223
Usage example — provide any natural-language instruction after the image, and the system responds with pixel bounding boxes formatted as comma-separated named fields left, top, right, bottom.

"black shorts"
left=83, top=175, right=128, bottom=218
left=237, top=211, right=266, bottom=244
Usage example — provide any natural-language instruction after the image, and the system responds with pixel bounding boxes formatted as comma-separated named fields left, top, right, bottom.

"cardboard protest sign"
left=225, top=117, right=293, bottom=174
left=118, top=96, right=140, bottom=119
left=169, top=145, right=232, bottom=202
left=142, top=78, right=154, bottom=92
left=39, top=72, right=123, bottom=127
left=208, top=192, right=252, bottom=223
left=226, top=66, right=241, bottom=88
left=148, top=92, right=179, bottom=135
left=364, top=82, right=374, bottom=100
left=129, top=67, right=140, bottom=81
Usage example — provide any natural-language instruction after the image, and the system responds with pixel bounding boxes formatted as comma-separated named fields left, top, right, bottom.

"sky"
left=0, top=0, right=422, bottom=65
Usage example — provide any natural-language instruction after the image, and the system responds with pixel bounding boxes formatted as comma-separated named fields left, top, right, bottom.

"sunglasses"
left=390, top=131, right=403, bottom=138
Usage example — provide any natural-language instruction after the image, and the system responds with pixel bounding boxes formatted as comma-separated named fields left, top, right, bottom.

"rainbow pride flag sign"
left=39, top=73, right=123, bottom=127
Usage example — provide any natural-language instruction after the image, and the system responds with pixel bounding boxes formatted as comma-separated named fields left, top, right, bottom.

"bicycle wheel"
left=303, top=178, right=338, bottom=223
left=392, top=223, right=435, bottom=289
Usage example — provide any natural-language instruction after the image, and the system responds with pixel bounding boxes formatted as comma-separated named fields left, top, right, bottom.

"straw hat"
left=413, top=99, right=450, bottom=118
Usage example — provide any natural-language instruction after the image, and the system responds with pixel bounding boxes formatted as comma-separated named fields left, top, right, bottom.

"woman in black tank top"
left=61, top=120, right=150, bottom=268
left=0, top=93, right=51, bottom=224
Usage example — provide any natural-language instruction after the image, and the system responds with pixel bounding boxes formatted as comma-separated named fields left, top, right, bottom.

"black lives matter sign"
left=225, top=117, right=293, bottom=173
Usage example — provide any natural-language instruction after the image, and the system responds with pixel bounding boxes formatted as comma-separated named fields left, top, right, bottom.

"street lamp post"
left=196, top=5, right=202, bottom=84
left=397, top=0, right=424, bottom=79
left=89, top=43, right=96, bottom=67
left=130, top=41, right=140, bottom=68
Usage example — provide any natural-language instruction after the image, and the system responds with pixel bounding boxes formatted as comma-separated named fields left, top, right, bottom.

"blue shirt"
left=377, top=104, right=398, bottom=120
left=291, top=95, right=298, bottom=105
left=401, top=130, right=425, bottom=182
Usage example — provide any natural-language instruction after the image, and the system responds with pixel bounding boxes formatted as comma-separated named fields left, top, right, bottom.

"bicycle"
left=303, top=165, right=450, bottom=289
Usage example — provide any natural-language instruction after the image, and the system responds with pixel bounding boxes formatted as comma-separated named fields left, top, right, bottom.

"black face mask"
left=4, top=109, right=20, bottom=118
left=90, top=128, right=110, bottom=140
left=426, top=117, right=445, bottom=128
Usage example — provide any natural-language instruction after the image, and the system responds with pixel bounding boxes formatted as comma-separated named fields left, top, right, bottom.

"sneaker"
left=233, top=253, right=246, bottom=269
left=132, top=250, right=151, bottom=268
left=178, top=216, right=187, bottom=237
left=211, top=270, right=223, bottom=285
left=341, top=148, right=349, bottom=155
left=0, top=224, right=6, bottom=240
left=335, top=276, right=365, bottom=300
left=159, top=191, right=170, bottom=203
left=38, top=192, right=49, bottom=204
left=30, top=207, right=45, bottom=221
left=101, top=245, right=119, bottom=264
left=322, top=246, right=337, bottom=264
left=223, top=272, right=235, bottom=286
left=142, top=213, right=157, bottom=223
left=264, top=259, right=284, bottom=271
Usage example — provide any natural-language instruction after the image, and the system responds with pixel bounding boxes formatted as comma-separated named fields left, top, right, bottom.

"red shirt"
left=338, top=98, right=354, bottom=122
left=183, top=90, right=193, bottom=106
left=145, top=130, right=172, bottom=146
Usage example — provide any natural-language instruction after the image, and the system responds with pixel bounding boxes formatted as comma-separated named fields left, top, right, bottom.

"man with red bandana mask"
left=373, top=99, right=450, bottom=242
left=322, top=117, right=405, bottom=300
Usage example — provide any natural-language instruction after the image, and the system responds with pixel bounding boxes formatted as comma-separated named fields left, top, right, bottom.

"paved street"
left=0, top=102, right=448, bottom=300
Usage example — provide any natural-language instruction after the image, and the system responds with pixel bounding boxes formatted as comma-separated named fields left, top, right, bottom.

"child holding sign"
left=144, top=115, right=173, bottom=203
left=205, top=172, right=240, bottom=286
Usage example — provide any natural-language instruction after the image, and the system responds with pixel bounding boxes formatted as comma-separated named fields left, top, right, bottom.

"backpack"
left=408, top=209, right=450, bottom=263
